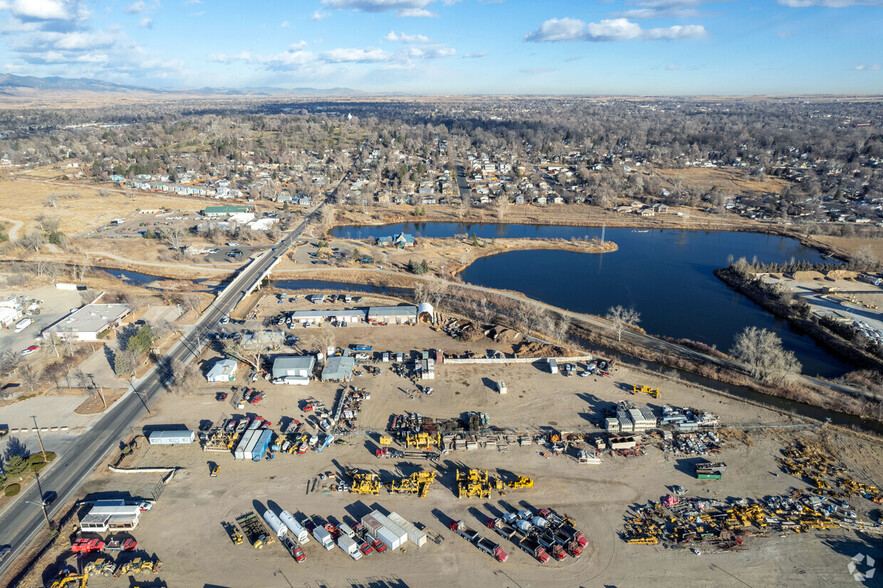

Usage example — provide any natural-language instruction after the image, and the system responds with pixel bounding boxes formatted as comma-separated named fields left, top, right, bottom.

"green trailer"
left=697, top=473, right=722, bottom=480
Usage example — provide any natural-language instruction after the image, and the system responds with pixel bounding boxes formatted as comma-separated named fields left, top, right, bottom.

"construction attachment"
left=349, top=470, right=382, bottom=495
left=387, top=470, right=438, bottom=498
left=632, top=385, right=659, bottom=399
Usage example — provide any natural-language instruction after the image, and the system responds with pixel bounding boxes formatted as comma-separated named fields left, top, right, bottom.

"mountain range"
left=0, top=73, right=365, bottom=97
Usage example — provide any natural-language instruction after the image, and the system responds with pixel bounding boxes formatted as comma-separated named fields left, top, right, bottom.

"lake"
left=332, top=223, right=850, bottom=379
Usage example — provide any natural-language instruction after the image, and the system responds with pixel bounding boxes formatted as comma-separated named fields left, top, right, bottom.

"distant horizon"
left=0, top=1, right=879, bottom=95
left=2, top=72, right=883, bottom=100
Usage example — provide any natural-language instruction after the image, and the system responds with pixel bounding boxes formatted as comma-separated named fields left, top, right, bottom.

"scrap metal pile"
left=623, top=442, right=883, bottom=549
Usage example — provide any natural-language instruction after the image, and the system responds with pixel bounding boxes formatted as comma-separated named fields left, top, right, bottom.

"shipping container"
left=387, top=512, right=427, bottom=548
left=279, top=510, right=310, bottom=544
left=242, top=430, right=261, bottom=460
left=375, top=526, right=403, bottom=551
left=697, top=473, right=722, bottom=480
left=262, top=509, right=288, bottom=537
left=548, top=358, right=558, bottom=374
left=147, top=429, right=195, bottom=445
left=369, top=511, right=407, bottom=550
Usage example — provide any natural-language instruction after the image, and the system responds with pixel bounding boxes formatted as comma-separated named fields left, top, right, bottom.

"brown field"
left=655, top=167, right=788, bottom=195
left=813, top=236, right=883, bottom=262
left=0, top=179, right=205, bottom=234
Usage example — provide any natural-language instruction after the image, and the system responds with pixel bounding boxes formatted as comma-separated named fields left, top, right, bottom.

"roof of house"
left=45, top=303, right=130, bottom=335
left=273, top=355, right=315, bottom=373
left=207, top=359, right=238, bottom=379
left=203, top=205, right=249, bottom=214
left=321, top=356, right=355, bottom=381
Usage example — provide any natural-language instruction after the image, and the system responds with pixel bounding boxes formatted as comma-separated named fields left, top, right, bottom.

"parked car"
left=21, top=345, right=40, bottom=355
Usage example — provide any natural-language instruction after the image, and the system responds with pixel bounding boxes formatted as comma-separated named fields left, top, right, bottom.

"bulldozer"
left=631, top=385, right=659, bottom=399
left=82, top=557, right=116, bottom=578
left=349, top=470, right=382, bottom=495
left=505, top=475, right=534, bottom=490
left=456, top=469, right=497, bottom=499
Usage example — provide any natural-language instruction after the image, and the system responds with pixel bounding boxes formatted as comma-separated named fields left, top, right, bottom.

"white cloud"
left=665, top=63, right=681, bottom=70
left=462, top=51, right=487, bottom=58
left=385, top=30, right=431, bottom=42
left=525, top=17, right=706, bottom=42
left=322, top=0, right=437, bottom=17
left=405, top=46, right=454, bottom=58
left=3, top=0, right=89, bottom=22
left=779, top=0, right=881, bottom=6
left=853, top=64, right=881, bottom=70
left=643, top=24, right=706, bottom=39
left=524, top=17, right=587, bottom=42
left=20, top=29, right=121, bottom=51
left=184, top=0, right=201, bottom=4
left=312, top=10, right=328, bottom=20
left=280, top=20, right=290, bottom=28
left=289, top=40, right=307, bottom=49
left=125, top=1, right=146, bottom=14
left=139, top=17, right=152, bottom=28
left=321, top=47, right=390, bottom=62
left=587, top=18, right=643, bottom=41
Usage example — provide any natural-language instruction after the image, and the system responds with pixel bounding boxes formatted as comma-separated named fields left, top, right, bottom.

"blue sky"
left=0, top=0, right=880, bottom=94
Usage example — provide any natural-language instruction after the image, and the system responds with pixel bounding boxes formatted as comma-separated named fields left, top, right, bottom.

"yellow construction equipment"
left=505, top=475, right=534, bottom=490
left=379, top=435, right=393, bottom=445
left=632, top=385, right=659, bottom=399
left=387, top=470, right=437, bottom=498
left=349, top=470, right=382, bottom=495
left=115, top=557, right=163, bottom=577
left=210, top=464, right=220, bottom=477
left=627, top=537, right=659, bottom=545
left=49, top=573, right=88, bottom=588
left=406, top=432, right=440, bottom=449
left=457, top=469, right=495, bottom=499
left=83, top=557, right=116, bottom=577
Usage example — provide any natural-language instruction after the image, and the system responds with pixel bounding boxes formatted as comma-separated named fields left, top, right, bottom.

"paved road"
left=0, top=173, right=344, bottom=580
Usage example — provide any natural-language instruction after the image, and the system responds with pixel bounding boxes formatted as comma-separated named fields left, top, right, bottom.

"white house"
left=206, top=359, right=238, bottom=382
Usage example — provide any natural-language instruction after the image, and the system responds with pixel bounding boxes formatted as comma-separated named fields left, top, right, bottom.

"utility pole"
left=31, top=416, right=47, bottom=462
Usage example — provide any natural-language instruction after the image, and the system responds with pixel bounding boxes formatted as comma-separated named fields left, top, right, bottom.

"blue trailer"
left=252, top=429, right=273, bottom=461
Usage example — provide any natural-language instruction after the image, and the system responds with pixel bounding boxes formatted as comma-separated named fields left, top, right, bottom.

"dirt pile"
left=513, top=340, right=573, bottom=358
left=485, top=325, right=522, bottom=344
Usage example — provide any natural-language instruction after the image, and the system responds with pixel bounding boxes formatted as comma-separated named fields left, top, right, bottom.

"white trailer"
left=338, top=534, right=362, bottom=560
left=262, top=509, right=288, bottom=538
left=548, top=358, right=558, bottom=374
left=279, top=510, right=310, bottom=544
left=14, top=318, right=32, bottom=333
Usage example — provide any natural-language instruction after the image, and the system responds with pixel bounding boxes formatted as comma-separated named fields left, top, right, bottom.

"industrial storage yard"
left=18, top=302, right=883, bottom=588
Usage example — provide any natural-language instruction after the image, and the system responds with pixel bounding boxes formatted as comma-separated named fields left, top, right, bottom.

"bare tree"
left=18, top=232, right=45, bottom=252
left=730, top=326, right=801, bottom=383
left=164, top=223, right=188, bottom=250
left=606, top=305, right=641, bottom=342
left=851, top=245, right=880, bottom=272
left=45, top=334, right=62, bottom=358
left=35, top=213, right=61, bottom=233
left=76, top=259, right=90, bottom=282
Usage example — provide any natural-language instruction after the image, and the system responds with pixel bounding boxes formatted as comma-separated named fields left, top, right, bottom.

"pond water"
left=332, top=223, right=850, bottom=378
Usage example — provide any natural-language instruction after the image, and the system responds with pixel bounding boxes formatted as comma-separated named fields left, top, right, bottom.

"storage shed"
left=417, top=302, right=434, bottom=323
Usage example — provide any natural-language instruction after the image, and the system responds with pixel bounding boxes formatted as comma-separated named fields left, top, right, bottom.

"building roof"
left=368, top=305, right=417, bottom=319
left=321, top=356, right=355, bottom=381
left=45, top=303, right=130, bottom=335
left=203, top=205, right=249, bottom=214
left=273, top=355, right=315, bottom=375
left=207, top=359, right=238, bottom=379
left=291, top=309, right=367, bottom=320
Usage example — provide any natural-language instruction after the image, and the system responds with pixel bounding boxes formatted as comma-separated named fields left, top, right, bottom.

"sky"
left=0, top=0, right=880, bottom=94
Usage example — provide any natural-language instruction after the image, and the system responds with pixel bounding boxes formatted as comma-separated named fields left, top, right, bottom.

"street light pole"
left=31, top=415, right=47, bottom=462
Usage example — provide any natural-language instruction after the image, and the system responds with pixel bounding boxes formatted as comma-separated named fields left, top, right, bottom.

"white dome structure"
left=417, top=302, right=434, bottom=323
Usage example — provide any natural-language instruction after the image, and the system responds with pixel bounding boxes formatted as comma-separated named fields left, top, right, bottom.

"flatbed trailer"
left=449, top=520, right=508, bottom=562
left=236, top=512, right=275, bottom=549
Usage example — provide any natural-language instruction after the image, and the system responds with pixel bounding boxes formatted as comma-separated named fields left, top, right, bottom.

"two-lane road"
left=0, top=198, right=325, bottom=581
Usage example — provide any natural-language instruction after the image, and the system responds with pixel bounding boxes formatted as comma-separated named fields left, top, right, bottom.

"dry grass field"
left=0, top=179, right=205, bottom=234
left=655, top=167, right=788, bottom=195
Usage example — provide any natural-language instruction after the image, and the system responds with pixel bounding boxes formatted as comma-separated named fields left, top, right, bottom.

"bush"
left=31, top=461, right=47, bottom=472
left=5, top=484, right=20, bottom=497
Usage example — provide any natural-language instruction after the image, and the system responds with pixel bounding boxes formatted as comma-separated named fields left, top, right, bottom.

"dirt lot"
left=20, top=321, right=883, bottom=588
left=814, top=236, right=883, bottom=263
left=0, top=179, right=206, bottom=235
